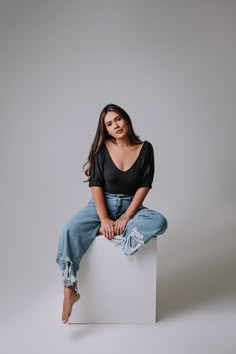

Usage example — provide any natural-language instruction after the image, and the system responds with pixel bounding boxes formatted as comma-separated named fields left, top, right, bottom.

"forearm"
left=90, top=186, right=109, bottom=221
left=90, top=186, right=116, bottom=239
left=124, top=187, right=150, bottom=219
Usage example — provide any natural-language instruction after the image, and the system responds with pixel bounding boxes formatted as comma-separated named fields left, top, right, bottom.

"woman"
left=56, top=103, right=168, bottom=324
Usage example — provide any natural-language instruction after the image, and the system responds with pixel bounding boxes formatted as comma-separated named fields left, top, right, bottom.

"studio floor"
left=2, top=269, right=236, bottom=354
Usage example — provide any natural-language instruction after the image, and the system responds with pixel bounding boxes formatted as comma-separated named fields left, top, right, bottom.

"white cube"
left=69, top=235, right=157, bottom=324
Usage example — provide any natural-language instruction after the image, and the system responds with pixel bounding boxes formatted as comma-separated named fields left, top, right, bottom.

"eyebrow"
left=104, top=115, right=120, bottom=125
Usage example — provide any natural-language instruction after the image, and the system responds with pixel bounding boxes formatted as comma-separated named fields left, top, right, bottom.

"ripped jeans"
left=56, top=193, right=168, bottom=289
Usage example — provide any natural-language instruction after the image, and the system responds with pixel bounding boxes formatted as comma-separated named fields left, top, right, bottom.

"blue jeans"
left=56, top=193, right=168, bottom=289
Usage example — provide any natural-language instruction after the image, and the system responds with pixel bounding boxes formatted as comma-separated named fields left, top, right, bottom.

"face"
left=104, top=111, right=129, bottom=139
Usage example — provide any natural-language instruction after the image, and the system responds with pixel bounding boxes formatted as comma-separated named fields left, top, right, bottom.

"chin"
left=117, top=131, right=128, bottom=138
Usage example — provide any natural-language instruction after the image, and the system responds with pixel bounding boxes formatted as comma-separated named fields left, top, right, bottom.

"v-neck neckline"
left=104, top=141, right=146, bottom=173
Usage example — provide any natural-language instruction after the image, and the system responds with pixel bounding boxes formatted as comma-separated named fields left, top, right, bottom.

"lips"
left=116, top=129, right=123, bottom=134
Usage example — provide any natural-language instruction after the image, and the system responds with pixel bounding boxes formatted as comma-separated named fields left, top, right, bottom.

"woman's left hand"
left=113, top=215, right=130, bottom=235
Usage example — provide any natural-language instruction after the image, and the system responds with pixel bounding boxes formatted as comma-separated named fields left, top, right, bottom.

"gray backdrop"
left=0, top=0, right=235, bottom=333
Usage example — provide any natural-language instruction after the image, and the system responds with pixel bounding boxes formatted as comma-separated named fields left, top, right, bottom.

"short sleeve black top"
left=89, top=140, right=155, bottom=195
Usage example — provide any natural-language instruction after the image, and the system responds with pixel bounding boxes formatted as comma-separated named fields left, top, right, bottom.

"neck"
left=114, top=138, right=130, bottom=148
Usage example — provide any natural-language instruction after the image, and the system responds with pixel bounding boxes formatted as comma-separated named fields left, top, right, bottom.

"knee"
left=158, top=214, right=168, bottom=234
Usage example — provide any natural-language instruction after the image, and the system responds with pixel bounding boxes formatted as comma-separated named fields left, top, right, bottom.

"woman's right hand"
left=100, top=217, right=115, bottom=240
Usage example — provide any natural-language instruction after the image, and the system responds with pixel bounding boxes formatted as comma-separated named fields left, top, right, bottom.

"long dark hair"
left=83, top=103, right=142, bottom=180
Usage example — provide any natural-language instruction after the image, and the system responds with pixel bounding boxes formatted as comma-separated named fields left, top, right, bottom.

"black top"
left=89, top=140, right=155, bottom=195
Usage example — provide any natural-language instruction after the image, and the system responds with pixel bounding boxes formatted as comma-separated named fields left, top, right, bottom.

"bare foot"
left=62, top=285, right=80, bottom=324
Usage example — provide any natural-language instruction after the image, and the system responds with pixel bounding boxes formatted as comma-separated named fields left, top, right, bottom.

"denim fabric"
left=56, top=193, right=168, bottom=288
